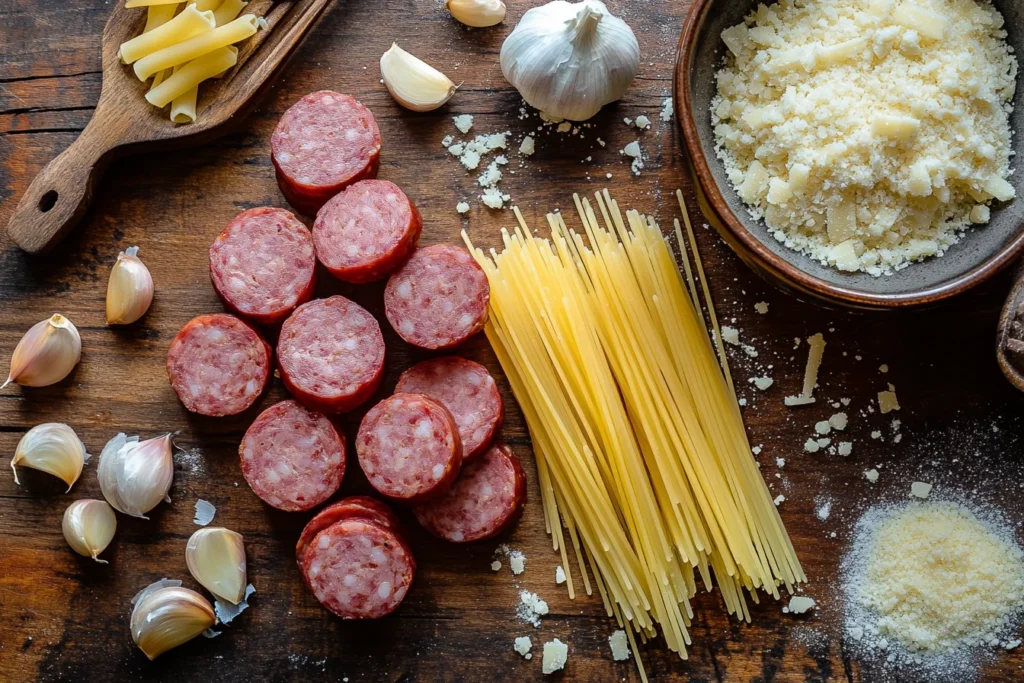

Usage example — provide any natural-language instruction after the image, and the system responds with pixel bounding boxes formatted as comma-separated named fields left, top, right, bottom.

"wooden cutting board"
left=3, top=1, right=1024, bottom=682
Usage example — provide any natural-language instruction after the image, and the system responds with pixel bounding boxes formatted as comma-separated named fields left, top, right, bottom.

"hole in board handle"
left=38, top=190, right=58, bottom=213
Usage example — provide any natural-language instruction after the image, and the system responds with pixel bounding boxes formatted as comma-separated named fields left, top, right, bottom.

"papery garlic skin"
left=12, top=422, right=87, bottom=491
left=106, top=246, right=154, bottom=325
left=500, top=0, right=640, bottom=121
left=446, top=0, right=506, bottom=27
left=3, top=314, right=82, bottom=389
left=186, top=527, right=247, bottom=604
left=380, top=43, right=458, bottom=112
left=62, top=499, right=117, bottom=562
left=98, top=433, right=174, bottom=519
left=130, top=583, right=215, bottom=660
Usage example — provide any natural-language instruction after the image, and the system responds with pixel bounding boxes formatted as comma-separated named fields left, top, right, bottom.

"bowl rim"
left=673, top=0, right=1024, bottom=310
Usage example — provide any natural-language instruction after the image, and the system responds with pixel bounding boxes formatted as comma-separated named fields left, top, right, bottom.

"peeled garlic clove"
left=446, top=0, right=506, bottom=27
left=62, top=499, right=117, bottom=562
left=98, top=433, right=174, bottom=518
left=186, top=527, right=247, bottom=604
left=12, top=422, right=88, bottom=491
left=106, top=246, right=154, bottom=325
left=3, top=314, right=82, bottom=389
left=380, top=43, right=458, bottom=112
left=130, top=583, right=215, bottom=660
left=500, top=0, right=640, bottom=121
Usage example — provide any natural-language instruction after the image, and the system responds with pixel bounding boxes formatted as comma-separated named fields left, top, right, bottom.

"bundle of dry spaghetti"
left=463, top=190, right=804, bottom=676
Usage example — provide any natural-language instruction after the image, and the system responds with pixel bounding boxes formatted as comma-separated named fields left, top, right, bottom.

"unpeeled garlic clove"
left=62, top=499, right=117, bottom=562
left=446, top=0, right=506, bottom=27
left=380, top=43, right=458, bottom=112
left=12, top=422, right=88, bottom=491
left=130, top=582, right=215, bottom=660
left=3, top=314, right=82, bottom=389
left=106, top=246, right=154, bottom=325
left=186, top=527, right=247, bottom=604
left=98, top=433, right=174, bottom=518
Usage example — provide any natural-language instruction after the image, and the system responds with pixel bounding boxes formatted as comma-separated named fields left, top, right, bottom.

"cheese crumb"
left=609, top=630, right=630, bottom=660
left=911, top=481, right=933, bottom=499
left=635, top=114, right=651, bottom=129
left=491, top=560, right=502, bottom=571
left=751, top=376, right=774, bottom=390
left=456, top=201, right=470, bottom=214
left=441, top=135, right=454, bottom=148
left=509, top=551, right=526, bottom=575
left=754, top=301, right=769, bottom=314
left=556, top=121, right=571, bottom=134
left=518, top=591, right=549, bottom=627
left=829, top=412, right=848, bottom=431
left=788, top=596, right=816, bottom=614
left=720, top=325, right=740, bottom=345
left=555, top=566, right=566, bottom=584
left=660, top=97, right=673, bottom=122
left=621, top=141, right=644, bottom=175
left=481, top=187, right=508, bottom=209
left=878, top=384, right=901, bottom=414
left=804, top=438, right=820, bottom=453
left=460, top=149, right=481, bottom=171
left=838, top=441, right=853, bottom=457
left=519, top=135, right=535, bottom=156
left=865, top=468, right=879, bottom=483
left=514, top=636, right=533, bottom=659
left=542, top=639, right=568, bottom=674
left=815, top=420, right=832, bottom=435
left=453, top=114, right=474, bottom=134
left=774, top=494, right=786, bottom=506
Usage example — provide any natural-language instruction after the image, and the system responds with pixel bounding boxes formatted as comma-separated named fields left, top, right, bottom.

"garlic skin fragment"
left=98, top=433, right=174, bottom=519
left=130, top=583, right=215, bottom=660
left=3, top=314, right=82, bottom=389
left=12, top=422, right=88, bottom=491
left=380, top=43, right=458, bottom=112
left=106, top=246, right=154, bottom=325
left=62, top=499, right=117, bottom=563
left=446, top=0, right=506, bottom=27
left=186, top=527, right=247, bottom=604
left=500, top=0, right=640, bottom=121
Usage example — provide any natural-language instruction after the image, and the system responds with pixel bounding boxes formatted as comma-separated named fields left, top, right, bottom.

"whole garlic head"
left=500, top=0, right=640, bottom=121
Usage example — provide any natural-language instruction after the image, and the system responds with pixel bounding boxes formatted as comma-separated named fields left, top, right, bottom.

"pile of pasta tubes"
left=119, top=0, right=265, bottom=123
left=463, top=191, right=804, bottom=681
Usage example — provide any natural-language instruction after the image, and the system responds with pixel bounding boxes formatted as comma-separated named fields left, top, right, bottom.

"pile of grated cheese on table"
left=711, top=0, right=1018, bottom=275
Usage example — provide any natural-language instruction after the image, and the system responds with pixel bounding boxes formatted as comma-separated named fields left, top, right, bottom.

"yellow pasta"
left=126, top=0, right=184, bottom=7
left=133, top=14, right=257, bottom=81
left=147, top=46, right=237, bottom=108
left=213, top=0, right=247, bottom=26
left=143, top=3, right=179, bottom=33
left=189, top=0, right=221, bottom=10
left=120, top=5, right=215, bottom=64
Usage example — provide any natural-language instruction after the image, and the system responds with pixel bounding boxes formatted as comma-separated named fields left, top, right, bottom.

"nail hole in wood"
left=38, top=190, right=58, bottom=213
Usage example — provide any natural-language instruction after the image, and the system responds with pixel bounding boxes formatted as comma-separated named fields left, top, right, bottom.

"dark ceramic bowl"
left=674, top=0, right=1024, bottom=310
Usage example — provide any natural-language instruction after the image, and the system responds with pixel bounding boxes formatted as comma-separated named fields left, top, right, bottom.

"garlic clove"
left=186, top=527, right=247, bottom=604
left=446, top=0, right=506, bottom=27
left=12, top=422, right=88, bottom=491
left=3, top=314, right=82, bottom=389
left=106, top=246, right=154, bottom=325
left=62, top=499, right=117, bottom=562
left=130, top=583, right=215, bottom=660
left=380, top=43, right=458, bottom=112
left=98, top=433, right=174, bottom=518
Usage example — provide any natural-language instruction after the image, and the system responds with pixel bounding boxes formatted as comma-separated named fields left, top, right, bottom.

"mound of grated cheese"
left=712, top=0, right=1018, bottom=275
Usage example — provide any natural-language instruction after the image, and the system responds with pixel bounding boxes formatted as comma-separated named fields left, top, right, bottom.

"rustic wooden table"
left=3, top=1, right=1024, bottom=681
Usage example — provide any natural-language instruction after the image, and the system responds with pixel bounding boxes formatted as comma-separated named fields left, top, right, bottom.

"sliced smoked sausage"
left=209, top=207, right=316, bottom=325
left=166, top=313, right=271, bottom=417
left=296, top=496, right=402, bottom=572
left=313, top=180, right=422, bottom=284
left=271, top=91, right=382, bottom=216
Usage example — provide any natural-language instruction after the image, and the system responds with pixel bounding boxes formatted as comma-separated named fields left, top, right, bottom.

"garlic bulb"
left=3, top=314, right=82, bottom=389
left=130, top=581, right=215, bottom=660
left=12, top=422, right=88, bottom=491
left=446, top=0, right=506, bottom=27
left=380, top=43, right=458, bottom=112
left=186, top=527, right=247, bottom=604
left=62, top=499, right=117, bottom=562
left=500, top=0, right=640, bottom=121
left=98, top=433, right=174, bottom=518
left=106, top=246, right=154, bottom=325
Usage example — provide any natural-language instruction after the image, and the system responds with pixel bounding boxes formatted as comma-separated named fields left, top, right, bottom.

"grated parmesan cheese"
left=660, top=97, right=673, bottom=122
left=542, top=639, right=568, bottom=674
left=865, top=468, right=879, bottom=483
left=514, top=636, right=533, bottom=659
left=453, top=114, right=474, bottom=134
left=878, top=384, right=901, bottom=413
left=555, top=566, right=566, bottom=584
left=712, top=0, right=1018, bottom=276
left=608, top=630, right=630, bottom=660
left=456, top=201, right=470, bottom=214
left=519, top=135, right=535, bottom=156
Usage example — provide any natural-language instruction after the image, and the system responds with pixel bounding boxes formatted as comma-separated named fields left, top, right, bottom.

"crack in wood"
left=0, top=70, right=102, bottom=84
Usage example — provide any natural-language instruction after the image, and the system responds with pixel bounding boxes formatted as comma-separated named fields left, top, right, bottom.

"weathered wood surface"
left=2, top=1, right=1024, bottom=681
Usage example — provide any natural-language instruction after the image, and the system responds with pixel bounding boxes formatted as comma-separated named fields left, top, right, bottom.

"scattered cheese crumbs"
left=804, top=438, right=820, bottom=453
left=448, top=143, right=465, bottom=156
left=193, top=499, right=216, bottom=526
left=817, top=502, right=832, bottom=520
left=787, top=332, right=825, bottom=406
left=518, top=591, right=549, bottom=627
left=456, top=201, right=470, bottom=214
left=720, top=325, right=740, bottom=345
left=609, top=630, right=630, bottom=661
left=816, top=437, right=831, bottom=447
left=556, top=121, right=572, bottom=133
left=460, top=149, right=481, bottom=171
left=865, top=469, right=879, bottom=483
left=815, top=420, right=832, bottom=435
left=788, top=596, right=816, bottom=615
left=838, top=441, right=853, bottom=457
left=879, top=364, right=889, bottom=373
left=751, top=376, right=774, bottom=390
left=623, top=117, right=633, bottom=126
left=478, top=161, right=503, bottom=188
left=214, top=584, right=256, bottom=625
left=542, top=639, right=568, bottom=674
left=481, top=187, right=508, bottom=209
left=441, top=135, right=454, bottom=148
left=555, top=566, right=566, bottom=584
left=596, top=137, right=606, bottom=147
left=871, top=430, right=882, bottom=440
left=660, top=97, right=673, bottom=122
left=829, top=412, right=848, bottom=431
left=785, top=395, right=815, bottom=406
left=878, top=384, right=901, bottom=414
left=635, top=114, right=651, bottom=129
left=514, top=636, right=533, bottom=659
left=519, top=135, right=535, bottom=156
left=776, top=457, right=786, bottom=469
left=509, top=551, right=526, bottom=575
left=621, top=141, right=644, bottom=175
left=754, top=301, right=769, bottom=314
left=774, top=494, right=786, bottom=506
left=453, top=114, right=474, bottom=134
left=911, top=481, right=933, bottom=499
left=491, top=560, right=502, bottom=571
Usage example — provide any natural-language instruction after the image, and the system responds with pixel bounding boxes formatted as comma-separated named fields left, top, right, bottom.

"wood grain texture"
left=2, top=1, right=1024, bottom=682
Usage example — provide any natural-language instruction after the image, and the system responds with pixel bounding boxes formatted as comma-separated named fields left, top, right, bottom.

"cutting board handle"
left=6, top=114, right=128, bottom=255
